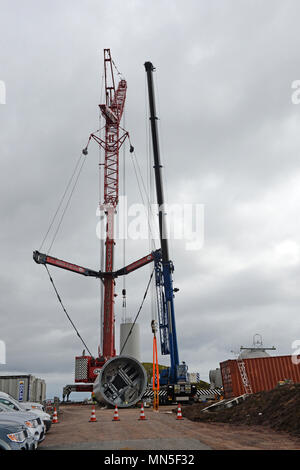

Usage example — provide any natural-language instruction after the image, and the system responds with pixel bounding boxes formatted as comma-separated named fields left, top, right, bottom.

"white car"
left=0, top=392, right=52, bottom=432
left=22, top=402, right=45, bottom=412
left=0, top=403, right=43, bottom=447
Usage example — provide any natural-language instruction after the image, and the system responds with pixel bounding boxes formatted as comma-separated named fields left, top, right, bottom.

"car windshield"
left=0, top=398, right=20, bottom=411
left=0, top=403, right=15, bottom=412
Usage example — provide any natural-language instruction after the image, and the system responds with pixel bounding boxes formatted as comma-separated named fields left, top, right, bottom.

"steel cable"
left=39, top=153, right=83, bottom=253
left=120, top=268, right=154, bottom=355
left=44, top=265, right=93, bottom=357
left=46, top=154, right=87, bottom=254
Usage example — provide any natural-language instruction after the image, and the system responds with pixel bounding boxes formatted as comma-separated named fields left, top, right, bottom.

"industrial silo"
left=209, top=368, right=223, bottom=389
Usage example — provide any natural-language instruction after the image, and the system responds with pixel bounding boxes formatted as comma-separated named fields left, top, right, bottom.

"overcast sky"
left=1, top=0, right=300, bottom=398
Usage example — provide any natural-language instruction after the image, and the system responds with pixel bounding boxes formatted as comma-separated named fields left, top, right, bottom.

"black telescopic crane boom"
left=144, top=61, right=181, bottom=385
left=144, top=61, right=169, bottom=264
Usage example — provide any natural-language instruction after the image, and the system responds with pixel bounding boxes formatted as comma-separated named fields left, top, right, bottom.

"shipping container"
left=0, top=375, right=46, bottom=403
left=220, top=355, right=300, bottom=399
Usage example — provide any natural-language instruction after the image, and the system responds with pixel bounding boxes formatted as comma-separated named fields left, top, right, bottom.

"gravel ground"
left=39, top=404, right=300, bottom=450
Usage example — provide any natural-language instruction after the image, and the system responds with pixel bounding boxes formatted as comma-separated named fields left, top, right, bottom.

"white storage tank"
left=238, top=349, right=271, bottom=359
left=238, top=333, right=276, bottom=360
left=119, top=322, right=141, bottom=361
left=209, top=368, right=223, bottom=389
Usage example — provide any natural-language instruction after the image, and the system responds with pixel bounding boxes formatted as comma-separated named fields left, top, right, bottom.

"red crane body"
left=34, top=50, right=130, bottom=384
left=90, top=49, right=128, bottom=360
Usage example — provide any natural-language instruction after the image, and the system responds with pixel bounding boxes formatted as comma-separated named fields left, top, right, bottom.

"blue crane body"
left=144, top=62, right=190, bottom=389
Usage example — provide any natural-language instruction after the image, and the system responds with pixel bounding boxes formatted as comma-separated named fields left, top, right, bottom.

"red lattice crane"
left=88, top=49, right=128, bottom=360
left=33, top=50, right=160, bottom=404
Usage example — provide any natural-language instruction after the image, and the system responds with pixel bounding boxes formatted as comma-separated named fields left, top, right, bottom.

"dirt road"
left=39, top=404, right=300, bottom=450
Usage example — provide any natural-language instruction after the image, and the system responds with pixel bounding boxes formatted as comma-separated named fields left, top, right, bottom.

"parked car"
left=0, top=402, right=45, bottom=445
left=0, top=419, right=35, bottom=450
left=22, top=401, right=45, bottom=412
left=0, top=392, right=51, bottom=432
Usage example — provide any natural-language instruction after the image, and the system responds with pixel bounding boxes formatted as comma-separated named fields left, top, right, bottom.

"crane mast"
left=92, top=49, right=127, bottom=359
left=101, top=50, right=125, bottom=359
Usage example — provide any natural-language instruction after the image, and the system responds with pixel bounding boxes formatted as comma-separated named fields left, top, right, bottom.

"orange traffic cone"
left=138, top=403, right=147, bottom=421
left=89, top=405, right=97, bottom=422
left=176, top=403, right=184, bottom=420
left=52, top=407, right=58, bottom=424
left=112, top=405, right=120, bottom=421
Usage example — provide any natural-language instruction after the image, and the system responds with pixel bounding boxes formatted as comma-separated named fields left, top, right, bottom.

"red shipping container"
left=220, top=355, right=300, bottom=399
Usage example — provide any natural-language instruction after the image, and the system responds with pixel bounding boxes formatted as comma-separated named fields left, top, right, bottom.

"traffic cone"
left=89, top=405, right=97, bottom=422
left=52, top=407, right=58, bottom=424
left=112, top=405, right=120, bottom=421
left=176, top=403, right=184, bottom=420
left=138, top=403, right=147, bottom=421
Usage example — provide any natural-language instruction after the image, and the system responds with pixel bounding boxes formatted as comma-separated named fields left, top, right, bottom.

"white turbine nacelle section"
left=93, top=355, right=147, bottom=408
left=120, top=322, right=141, bottom=362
